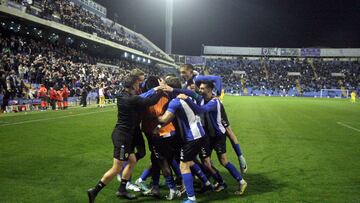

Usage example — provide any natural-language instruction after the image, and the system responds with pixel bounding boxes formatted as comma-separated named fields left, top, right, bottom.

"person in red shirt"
left=49, top=87, right=57, bottom=110
left=57, top=89, right=63, bottom=110
left=62, top=85, right=70, bottom=109
left=38, top=84, right=48, bottom=111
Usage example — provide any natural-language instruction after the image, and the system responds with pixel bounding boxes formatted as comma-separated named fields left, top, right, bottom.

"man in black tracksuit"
left=87, top=75, right=164, bottom=202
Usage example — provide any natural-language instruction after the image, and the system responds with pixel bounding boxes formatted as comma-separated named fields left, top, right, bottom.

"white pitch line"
left=0, top=109, right=114, bottom=127
left=0, top=104, right=116, bottom=118
left=337, top=122, right=360, bottom=133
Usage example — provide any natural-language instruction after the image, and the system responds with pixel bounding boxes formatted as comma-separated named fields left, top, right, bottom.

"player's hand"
left=162, top=85, right=174, bottom=92
left=177, top=94, right=188, bottom=100
left=158, top=78, right=166, bottom=86
left=154, top=85, right=166, bottom=92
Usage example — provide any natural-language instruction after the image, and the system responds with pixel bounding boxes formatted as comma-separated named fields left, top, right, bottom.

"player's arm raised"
left=178, top=94, right=217, bottom=114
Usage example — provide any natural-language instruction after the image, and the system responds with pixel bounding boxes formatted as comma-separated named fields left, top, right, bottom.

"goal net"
left=320, top=89, right=349, bottom=98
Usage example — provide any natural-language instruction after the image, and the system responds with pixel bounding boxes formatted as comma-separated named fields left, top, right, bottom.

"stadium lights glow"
left=143, top=58, right=146, bottom=62
left=124, top=52, right=128, bottom=58
left=148, top=59, right=151, bottom=64
left=131, top=54, right=135, bottom=59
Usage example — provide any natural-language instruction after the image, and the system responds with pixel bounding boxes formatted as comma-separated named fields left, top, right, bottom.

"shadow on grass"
left=243, top=173, right=286, bottom=196
left=119, top=173, right=286, bottom=203
left=197, top=173, right=286, bottom=202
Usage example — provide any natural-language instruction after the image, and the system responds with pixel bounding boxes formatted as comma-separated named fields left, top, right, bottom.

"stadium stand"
left=3, top=0, right=172, bottom=62
left=205, top=57, right=360, bottom=97
left=1, top=0, right=359, bottom=113
left=0, top=30, right=168, bottom=112
left=0, top=0, right=178, bottom=112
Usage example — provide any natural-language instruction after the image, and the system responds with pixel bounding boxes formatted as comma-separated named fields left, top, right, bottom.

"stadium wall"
left=203, top=45, right=360, bottom=57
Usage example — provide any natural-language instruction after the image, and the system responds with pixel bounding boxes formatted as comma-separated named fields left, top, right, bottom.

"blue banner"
left=301, top=48, right=320, bottom=57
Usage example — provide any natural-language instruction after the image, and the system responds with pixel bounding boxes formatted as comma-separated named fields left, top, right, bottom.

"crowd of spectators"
left=7, top=0, right=170, bottom=62
left=205, top=57, right=360, bottom=96
left=0, top=32, right=166, bottom=111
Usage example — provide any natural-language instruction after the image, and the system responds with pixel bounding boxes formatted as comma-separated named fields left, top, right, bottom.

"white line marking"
left=0, top=121, right=9, bottom=124
left=0, top=104, right=116, bottom=118
left=337, top=122, right=360, bottom=133
left=0, top=109, right=114, bottom=127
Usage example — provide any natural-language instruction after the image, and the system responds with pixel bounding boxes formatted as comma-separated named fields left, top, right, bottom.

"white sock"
left=170, top=188, right=176, bottom=194
left=188, top=196, right=196, bottom=201
left=138, top=178, right=143, bottom=182
left=205, top=181, right=211, bottom=186
left=240, top=179, right=246, bottom=184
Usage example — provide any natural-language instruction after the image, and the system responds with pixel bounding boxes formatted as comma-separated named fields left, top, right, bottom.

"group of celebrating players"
left=87, top=64, right=248, bottom=203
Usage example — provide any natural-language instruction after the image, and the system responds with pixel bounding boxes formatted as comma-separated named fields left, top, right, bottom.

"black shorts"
left=199, top=135, right=227, bottom=158
left=211, top=134, right=227, bottom=155
left=199, top=136, right=211, bottom=159
left=180, top=137, right=206, bottom=162
left=152, top=136, right=179, bottom=160
left=112, top=128, right=134, bottom=161
left=132, top=127, right=145, bottom=150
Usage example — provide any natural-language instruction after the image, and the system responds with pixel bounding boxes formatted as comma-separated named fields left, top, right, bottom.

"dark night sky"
left=94, top=0, right=360, bottom=55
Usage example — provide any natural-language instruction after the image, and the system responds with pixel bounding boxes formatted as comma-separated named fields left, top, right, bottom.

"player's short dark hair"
left=201, top=81, right=214, bottom=90
left=144, top=75, right=160, bottom=91
left=123, top=74, right=138, bottom=89
left=180, top=64, right=194, bottom=71
left=166, top=76, right=182, bottom=89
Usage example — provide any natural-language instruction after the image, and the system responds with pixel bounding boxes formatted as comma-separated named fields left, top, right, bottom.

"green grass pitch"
left=0, top=96, right=360, bottom=203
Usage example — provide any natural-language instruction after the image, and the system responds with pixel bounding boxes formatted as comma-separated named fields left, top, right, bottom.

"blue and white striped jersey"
left=166, top=98, right=205, bottom=142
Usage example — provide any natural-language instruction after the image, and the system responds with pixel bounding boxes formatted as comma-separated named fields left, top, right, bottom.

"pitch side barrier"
left=3, top=97, right=116, bottom=113
left=224, top=92, right=348, bottom=98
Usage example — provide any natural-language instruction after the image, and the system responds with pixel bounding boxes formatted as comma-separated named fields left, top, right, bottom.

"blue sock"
left=191, top=163, right=209, bottom=184
left=232, top=143, right=242, bottom=157
left=165, top=175, right=176, bottom=189
left=152, top=170, right=160, bottom=186
left=171, top=159, right=182, bottom=178
left=140, top=168, right=151, bottom=181
left=182, top=173, right=195, bottom=198
left=225, top=162, right=242, bottom=181
left=213, top=171, right=224, bottom=184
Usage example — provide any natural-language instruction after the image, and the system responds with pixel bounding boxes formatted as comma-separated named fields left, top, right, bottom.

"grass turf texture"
left=0, top=96, right=360, bottom=203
